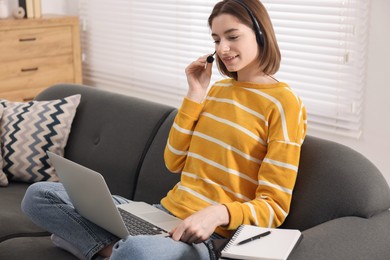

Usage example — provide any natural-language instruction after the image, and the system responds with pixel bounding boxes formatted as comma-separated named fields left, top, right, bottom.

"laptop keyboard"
left=118, top=207, right=166, bottom=236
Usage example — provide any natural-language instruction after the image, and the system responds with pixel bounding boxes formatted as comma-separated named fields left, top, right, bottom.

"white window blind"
left=78, top=0, right=218, bottom=106
left=79, top=0, right=370, bottom=138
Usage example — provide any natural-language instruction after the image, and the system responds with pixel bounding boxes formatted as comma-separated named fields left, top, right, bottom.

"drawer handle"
left=19, top=37, right=37, bottom=42
left=21, top=67, right=39, bottom=72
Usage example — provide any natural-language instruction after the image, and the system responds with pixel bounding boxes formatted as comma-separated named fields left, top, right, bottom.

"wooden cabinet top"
left=0, top=15, right=80, bottom=30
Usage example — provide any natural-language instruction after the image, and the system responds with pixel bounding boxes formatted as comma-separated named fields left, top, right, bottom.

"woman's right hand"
left=185, top=54, right=213, bottom=103
left=169, top=204, right=229, bottom=244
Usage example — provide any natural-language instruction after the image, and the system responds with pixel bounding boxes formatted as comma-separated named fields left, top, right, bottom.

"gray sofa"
left=1, top=84, right=390, bottom=260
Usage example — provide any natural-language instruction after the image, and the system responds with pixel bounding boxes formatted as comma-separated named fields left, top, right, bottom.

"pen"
left=236, top=231, right=271, bottom=246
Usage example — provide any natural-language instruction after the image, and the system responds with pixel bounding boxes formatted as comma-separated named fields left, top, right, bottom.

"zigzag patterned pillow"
left=0, top=95, right=81, bottom=186
left=0, top=105, right=8, bottom=186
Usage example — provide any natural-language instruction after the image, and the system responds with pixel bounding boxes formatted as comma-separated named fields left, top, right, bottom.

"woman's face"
left=211, top=14, right=261, bottom=80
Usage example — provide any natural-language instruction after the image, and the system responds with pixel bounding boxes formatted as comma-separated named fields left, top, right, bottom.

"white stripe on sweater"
left=258, top=180, right=293, bottom=195
left=244, top=202, right=259, bottom=226
left=275, top=140, right=301, bottom=147
left=188, top=152, right=258, bottom=185
left=202, top=112, right=266, bottom=146
left=206, top=96, right=268, bottom=126
left=177, top=184, right=217, bottom=205
left=173, top=122, right=193, bottom=135
left=258, top=195, right=288, bottom=218
left=173, top=122, right=262, bottom=164
left=192, top=131, right=262, bottom=164
left=244, top=88, right=290, bottom=142
left=213, top=82, right=232, bottom=87
left=167, top=141, right=188, bottom=156
left=260, top=199, right=275, bottom=228
left=182, top=171, right=251, bottom=201
left=263, top=158, right=298, bottom=172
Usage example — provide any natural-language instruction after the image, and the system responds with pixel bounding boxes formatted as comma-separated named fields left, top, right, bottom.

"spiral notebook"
left=221, top=225, right=302, bottom=260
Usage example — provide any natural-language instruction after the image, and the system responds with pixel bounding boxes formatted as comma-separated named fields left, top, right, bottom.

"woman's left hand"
left=169, top=205, right=229, bottom=244
left=185, top=54, right=213, bottom=103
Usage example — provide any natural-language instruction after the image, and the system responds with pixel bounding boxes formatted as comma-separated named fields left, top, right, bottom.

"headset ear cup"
left=233, top=0, right=265, bottom=48
left=257, top=32, right=265, bottom=48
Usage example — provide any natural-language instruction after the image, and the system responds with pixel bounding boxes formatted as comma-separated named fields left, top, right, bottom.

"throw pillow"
left=0, top=95, right=81, bottom=186
left=0, top=106, right=8, bottom=187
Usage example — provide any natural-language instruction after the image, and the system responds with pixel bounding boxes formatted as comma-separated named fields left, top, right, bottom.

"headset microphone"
left=207, top=51, right=216, bottom=63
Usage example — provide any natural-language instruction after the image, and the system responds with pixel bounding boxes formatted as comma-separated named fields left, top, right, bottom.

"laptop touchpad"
left=141, top=212, right=178, bottom=223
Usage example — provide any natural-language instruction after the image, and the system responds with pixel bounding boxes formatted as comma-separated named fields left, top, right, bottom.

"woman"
left=22, top=0, right=307, bottom=259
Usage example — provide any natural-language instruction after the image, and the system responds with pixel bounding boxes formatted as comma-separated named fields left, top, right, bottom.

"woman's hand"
left=185, top=54, right=213, bottom=103
left=169, top=205, right=229, bottom=244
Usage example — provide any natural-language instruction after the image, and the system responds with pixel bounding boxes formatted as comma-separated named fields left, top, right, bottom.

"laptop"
left=47, top=151, right=182, bottom=239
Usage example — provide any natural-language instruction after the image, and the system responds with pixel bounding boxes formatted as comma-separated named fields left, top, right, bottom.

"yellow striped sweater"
left=161, top=78, right=307, bottom=237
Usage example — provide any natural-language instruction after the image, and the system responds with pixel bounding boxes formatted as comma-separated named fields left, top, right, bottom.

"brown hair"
left=208, top=0, right=281, bottom=80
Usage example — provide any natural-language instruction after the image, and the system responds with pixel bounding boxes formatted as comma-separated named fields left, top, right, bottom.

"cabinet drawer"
left=0, top=26, right=73, bottom=62
left=0, top=88, right=45, bottom=102
left=0, top=55, right=75, bottom=93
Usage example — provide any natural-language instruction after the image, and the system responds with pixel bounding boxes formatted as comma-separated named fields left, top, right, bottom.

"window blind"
left=78, top=0, right=218, bottom=106
left=262, top=0, right=370, bottom=138
left=79, top=0, right=370, bottom=138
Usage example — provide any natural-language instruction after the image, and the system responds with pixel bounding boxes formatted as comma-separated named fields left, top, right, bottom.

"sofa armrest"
left=289, top=210, right=390, bottom=260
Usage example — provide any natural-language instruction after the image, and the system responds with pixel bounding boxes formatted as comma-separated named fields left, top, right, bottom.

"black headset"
left=234, top=0, right=265, bottom=47
left=207, top=0, right=265, bottom=63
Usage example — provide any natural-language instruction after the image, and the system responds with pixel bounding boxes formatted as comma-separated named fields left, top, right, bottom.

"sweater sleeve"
left=223, top=94, right=307, bottom=229
left=164, top=97, right=204, bottom=173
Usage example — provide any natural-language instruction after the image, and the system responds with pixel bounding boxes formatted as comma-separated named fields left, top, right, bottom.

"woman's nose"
left=218, top=41, right=230, bottom=53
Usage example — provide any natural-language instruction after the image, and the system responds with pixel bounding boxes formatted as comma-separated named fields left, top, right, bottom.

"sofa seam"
left=0, top=231, right=51, bottom=243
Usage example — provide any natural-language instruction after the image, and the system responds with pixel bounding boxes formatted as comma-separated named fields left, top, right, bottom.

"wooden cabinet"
left=0, top=16, right=82, bottom=101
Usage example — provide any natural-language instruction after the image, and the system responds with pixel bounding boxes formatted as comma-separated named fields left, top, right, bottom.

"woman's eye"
left=213, top=36, right=238, bottom=44
left=229, top=36, right=239, bottom=41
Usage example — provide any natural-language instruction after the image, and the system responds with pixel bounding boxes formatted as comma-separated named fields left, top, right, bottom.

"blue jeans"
left=21, top=182, right=216, bottom=260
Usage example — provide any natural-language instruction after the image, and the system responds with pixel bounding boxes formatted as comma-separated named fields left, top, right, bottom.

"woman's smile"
left=221, top=54, right=239, bottom=68
left=222, top=54, right=238, bottom=62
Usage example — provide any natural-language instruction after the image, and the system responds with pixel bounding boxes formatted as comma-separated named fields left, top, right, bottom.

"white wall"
left=7, top=0, right=390, bottom=184
left=7, top=0, right=77, bottom=16
left=313, top=0, right=390, bottom=185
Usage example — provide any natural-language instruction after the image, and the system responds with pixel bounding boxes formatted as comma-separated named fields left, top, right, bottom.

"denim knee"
left=21, top=182, right=62, bottom=217
left=111, top=235, right=210, bottom=260
left=21, top=182, right=44, bottom=215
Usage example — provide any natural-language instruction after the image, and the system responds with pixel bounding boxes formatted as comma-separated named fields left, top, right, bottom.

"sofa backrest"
left=133, top=110, right=181, bottom=204
left=35, top=84, right=176, bottom=199
left=281, top=135, right=390, bottom=231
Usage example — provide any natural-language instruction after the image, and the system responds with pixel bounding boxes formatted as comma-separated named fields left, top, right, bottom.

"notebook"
left=220, top=225, right=302, bottom=260
left=47, top=151, right=182, bottom=239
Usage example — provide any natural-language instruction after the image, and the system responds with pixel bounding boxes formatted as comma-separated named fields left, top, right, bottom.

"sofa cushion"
left=0, top=95, right=81, bottom=186
left=281, top=135, right=390, bottom=231
left=0, top=236, right=76, bottom=260
left=0, top=182, right=49, bottom=242
left=289, top=211, right=390, bottom=260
